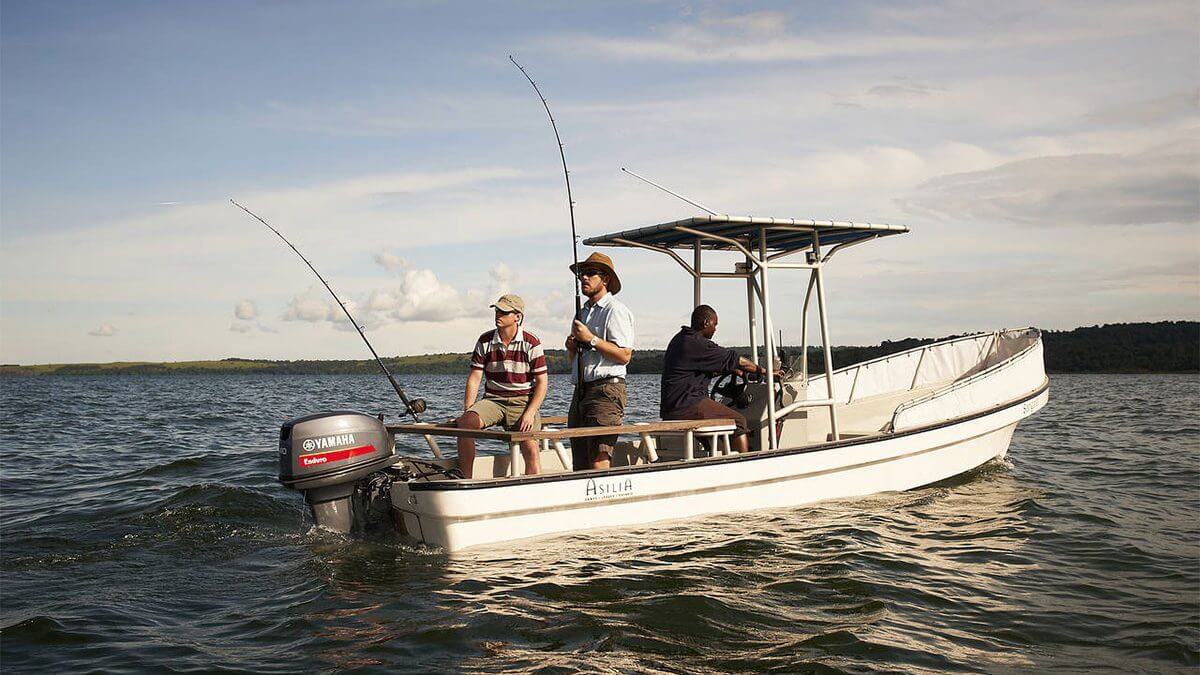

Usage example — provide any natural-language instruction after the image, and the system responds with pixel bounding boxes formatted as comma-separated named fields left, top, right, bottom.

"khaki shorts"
left=466, top=395, right=541, bottom=432
left=568, top=380, right=627, bottom=469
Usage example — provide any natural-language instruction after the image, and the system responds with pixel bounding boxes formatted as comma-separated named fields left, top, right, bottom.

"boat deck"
left=388, top=416, right=744, bottom=479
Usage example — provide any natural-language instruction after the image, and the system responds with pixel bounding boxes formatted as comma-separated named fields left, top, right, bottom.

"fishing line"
left=620, top=167, right=722, bottom=216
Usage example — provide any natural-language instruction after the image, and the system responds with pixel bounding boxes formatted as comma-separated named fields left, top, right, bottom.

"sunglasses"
left=494, top=309, right=518, bottom=315
left=577, top=269, right=604, bottom=278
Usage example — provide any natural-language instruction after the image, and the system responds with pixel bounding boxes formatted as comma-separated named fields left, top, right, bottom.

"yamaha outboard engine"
left=278, top=411, right=395, bottom=533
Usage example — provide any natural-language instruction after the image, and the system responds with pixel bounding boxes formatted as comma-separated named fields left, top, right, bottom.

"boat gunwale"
left=403, top=377, right=1049, bottom=492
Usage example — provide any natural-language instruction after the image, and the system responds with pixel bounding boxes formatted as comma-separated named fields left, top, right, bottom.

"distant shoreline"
left=2, top=321, right=1196, bottom=376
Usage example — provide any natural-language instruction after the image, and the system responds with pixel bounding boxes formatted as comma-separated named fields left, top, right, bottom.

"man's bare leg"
left=733, top=433, right=750, bottom=454
left=455, top=412, right=482, bottom=478
left=592, top=444, right=612, bottom=470
left=520, top=439, right=541, bottom=475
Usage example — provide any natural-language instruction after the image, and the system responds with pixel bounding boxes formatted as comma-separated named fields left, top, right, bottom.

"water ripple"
left=1, top=373, right=1197, bottom=672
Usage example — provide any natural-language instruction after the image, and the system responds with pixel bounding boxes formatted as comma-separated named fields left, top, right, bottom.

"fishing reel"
left=405, top=398, right=427, bottom=415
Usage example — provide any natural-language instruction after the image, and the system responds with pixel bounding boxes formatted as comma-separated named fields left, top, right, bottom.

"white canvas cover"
left=845, top=349, right=925, bottom=402
left=892, top=333, right=1044, bottom=430
left=799, top=329, right=1043, bottom=435
left=807, top=332, right=1002, bottom=405
left=912, top=333, right=996, bottom=388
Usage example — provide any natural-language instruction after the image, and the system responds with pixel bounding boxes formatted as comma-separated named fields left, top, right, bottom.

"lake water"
left=1, top=373, right=1197, bottom=673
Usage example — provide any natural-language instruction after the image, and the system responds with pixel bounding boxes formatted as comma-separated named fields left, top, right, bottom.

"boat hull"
left=392, top=382, right=1048, bottom=552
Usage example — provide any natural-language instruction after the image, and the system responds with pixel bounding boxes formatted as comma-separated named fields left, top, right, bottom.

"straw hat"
left=570, top=252, right=622, bottom=294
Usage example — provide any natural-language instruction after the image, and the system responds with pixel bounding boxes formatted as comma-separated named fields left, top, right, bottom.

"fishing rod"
left=230, top=199, right=426, bottom=421
left=620, top=167, right=722, bottom=216
left=507, top=56, right=589, bottom=356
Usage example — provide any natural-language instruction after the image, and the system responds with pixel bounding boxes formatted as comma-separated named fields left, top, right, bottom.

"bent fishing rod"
left=506, top=55, right=580, bottom=312
left=506, top=55, right=590, bottom=393
left=230, top=199, right=425, bottom=421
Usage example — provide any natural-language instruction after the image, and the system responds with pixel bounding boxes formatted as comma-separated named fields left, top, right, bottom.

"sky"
left=1, top=0, right=1197, bottom=365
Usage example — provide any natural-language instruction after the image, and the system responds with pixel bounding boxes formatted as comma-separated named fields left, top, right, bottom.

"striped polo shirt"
left=470, top=328, right=548, bottom=398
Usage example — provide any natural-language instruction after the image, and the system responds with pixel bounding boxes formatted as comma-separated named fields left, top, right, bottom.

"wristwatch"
left=589, top=336, right=599, bottom=348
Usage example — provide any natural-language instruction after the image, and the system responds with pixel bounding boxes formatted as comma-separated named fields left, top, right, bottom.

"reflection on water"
left=1, top=374, right=1197, bottom=672
left=297, top=460, right=1086, bottom=672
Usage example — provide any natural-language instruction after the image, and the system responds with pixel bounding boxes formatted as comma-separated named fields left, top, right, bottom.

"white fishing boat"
left=277, top=215, right=1048, bottom=553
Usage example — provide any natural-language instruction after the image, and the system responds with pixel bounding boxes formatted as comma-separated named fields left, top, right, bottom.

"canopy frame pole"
left=746, top=250, right=759, bottom=365
left=767, top=245, right=815, bottom=263
left=672, top=226, right=760, bottom=263
left=612, top=237, right=698, bottom=278
left=693, top=240, right=702, bottom=308
left=611, top=237, right=749, bottom=281
left=812, top=231, right=840, bottom=441
left=800, top=270, right=817, bottom=386
left=759, top=228, right=779, bottom=450
left=768, top=262, right=818, bottom=270
left=821, top=234, right=881, bottom=263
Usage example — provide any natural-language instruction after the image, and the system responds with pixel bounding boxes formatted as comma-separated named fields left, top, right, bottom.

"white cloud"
left=231, top=299, right=277, bottom=335
left=383, top=266, right=476, bottom=322
left=88, top=324, right=116, bottom=337
left=283, top=287, right=340, bottom=324
left=234, top=299, right=257, bottom=320
left=1086, top=91, right=1199, bottom=127
left=283, top=258, right=481, bottom=330
left=230, top=320, right=279, bottom=335
left=542, top=12, right=971, bottom=64
left=374, top=251, right=406, bottom=273
left=542, top=2, right=1195, bottom=64
left=899, top=139, right=1200, bottom=227
left=366, top=288, right=400, bottom=311
left=866, top=80, right=947, bottom=100
left=488, top=262, right=517, bottom=297
left=3, top=2, right=1196, bottom=364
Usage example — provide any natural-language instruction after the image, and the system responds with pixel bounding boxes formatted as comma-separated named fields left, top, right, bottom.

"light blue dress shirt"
left=572, top=292, right=635, bottom=382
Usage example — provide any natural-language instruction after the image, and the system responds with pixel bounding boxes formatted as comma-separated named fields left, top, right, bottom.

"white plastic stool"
left=690, top=424, right=736, bottom=459
left=633, top=422, right=659, bottom=463
left=657, top=423, right=737, bottom=461
left=539, top=427, right=573, bottom=472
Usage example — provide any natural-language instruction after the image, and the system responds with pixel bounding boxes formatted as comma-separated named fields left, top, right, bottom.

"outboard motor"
left=278, top=411, right=395, bottom=533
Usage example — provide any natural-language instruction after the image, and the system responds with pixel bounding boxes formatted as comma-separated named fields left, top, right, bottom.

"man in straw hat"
left=565, top=252, right=635, bottom=470
left=454, top=294, right=548, bottom=478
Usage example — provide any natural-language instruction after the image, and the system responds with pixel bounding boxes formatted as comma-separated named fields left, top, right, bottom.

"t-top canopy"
left=583, top=215, right=908, bottom=256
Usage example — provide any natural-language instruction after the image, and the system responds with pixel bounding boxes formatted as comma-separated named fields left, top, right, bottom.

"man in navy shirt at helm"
left=660, top=304, right=772, bottom=454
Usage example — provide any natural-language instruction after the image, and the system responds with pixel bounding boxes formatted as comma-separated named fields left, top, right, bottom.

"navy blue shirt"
left=660, top=326, right=740, bottom=417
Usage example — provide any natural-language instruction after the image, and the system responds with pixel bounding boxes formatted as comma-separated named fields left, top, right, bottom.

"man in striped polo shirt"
left=454, top=294, right=548, bottom=478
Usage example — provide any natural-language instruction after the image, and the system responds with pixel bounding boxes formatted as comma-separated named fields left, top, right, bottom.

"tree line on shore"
left=2, top=321, right=1195, bottom=377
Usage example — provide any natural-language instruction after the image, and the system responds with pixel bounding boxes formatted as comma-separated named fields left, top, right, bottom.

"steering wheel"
left=710, top=371, right=751, bottom=408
